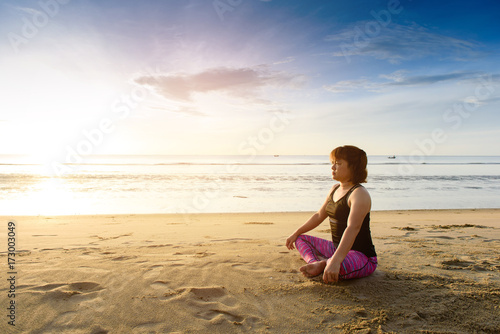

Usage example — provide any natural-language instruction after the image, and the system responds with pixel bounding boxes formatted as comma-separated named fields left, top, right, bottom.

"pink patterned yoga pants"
left=295, top=234, right=377, bottom=280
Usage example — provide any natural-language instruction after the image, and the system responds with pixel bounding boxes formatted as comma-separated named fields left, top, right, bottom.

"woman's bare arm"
left=285, top=185, right=335, bottom=250
left=322, top=186, right=371, bottom=282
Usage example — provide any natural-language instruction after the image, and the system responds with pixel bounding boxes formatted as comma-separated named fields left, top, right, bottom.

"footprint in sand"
left=28, top=283, right=67, bottom=291
left=111, top=255, right=137, bottom=261
left=150, top=280, right=172, bottom=288
left=143, top=243, right=173, bottom=248
left=188, top=287, right=228, bottom=301
left=28, top=281, right=103, bottom=301
left=395, top=226, right=418, bottom=231
left=68, top=282, right=102, bottom=291
left=131, top=322, right=169, bottom=333
left=148, top=280, right=179, bottom=300
left=196, top=309, right=244, bottom=323
left=158, top=285, right=263, bottom=328
left=90, top=233, right=133, bottom=241
left=184, top=287, right=244, bottom=322
left=426, top=235, right=455, bottom=240
left=158, top=286, right=232, bottom=302
left=441, top=259, right=488, bottom=271
left=143, top=265, right=164, bottom=280
left=194, top=251, right=216, bottom=258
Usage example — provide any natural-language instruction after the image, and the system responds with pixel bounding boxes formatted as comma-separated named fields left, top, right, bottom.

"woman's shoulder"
left=348, top=185, right=371, bottom=212
left=350, top=184, right=371, bottom=200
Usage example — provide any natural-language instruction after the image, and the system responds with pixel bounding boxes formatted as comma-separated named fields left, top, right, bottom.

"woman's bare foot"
left=299, top=260, right=327, bottom=278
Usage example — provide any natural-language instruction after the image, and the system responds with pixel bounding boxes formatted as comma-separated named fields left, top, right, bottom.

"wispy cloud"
left=481, top=96, right=500, bottom=104
left=327, top=23, right=482, bottom=63
left=134, top=66, right=304, bottom=102
left=385, top=71, right=480, bottom=86
left=379, top=70, right=408, bottom=83
left=273, top=57, right=295, bottom=65
left=324, top=71, right=485, bottom=94
left=323, top=79, right=382, bottom=94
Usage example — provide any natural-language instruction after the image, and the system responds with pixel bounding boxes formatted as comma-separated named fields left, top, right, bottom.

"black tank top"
left=325, top=184, right=377, bottom=258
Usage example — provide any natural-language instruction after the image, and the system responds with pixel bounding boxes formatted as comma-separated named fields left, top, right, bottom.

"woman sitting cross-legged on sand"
left=286, top=145, right=377, bottom=283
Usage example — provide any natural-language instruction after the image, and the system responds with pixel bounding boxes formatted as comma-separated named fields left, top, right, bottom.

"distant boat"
left=388, top=155, right=396, bottom=159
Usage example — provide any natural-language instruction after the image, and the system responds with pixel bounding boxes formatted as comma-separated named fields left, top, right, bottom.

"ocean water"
left=0, top=155, right=499, bottom=215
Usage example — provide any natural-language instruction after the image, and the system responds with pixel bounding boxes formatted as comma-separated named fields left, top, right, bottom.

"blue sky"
left=1, top=0, right=499, bottom=162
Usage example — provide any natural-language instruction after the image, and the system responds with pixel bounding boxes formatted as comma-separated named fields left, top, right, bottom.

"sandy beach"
left=1, top=209, right=499, bottom=333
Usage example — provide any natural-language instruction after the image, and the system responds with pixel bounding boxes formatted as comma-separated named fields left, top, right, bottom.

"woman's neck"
left=339, top=181, right=354, bottom=190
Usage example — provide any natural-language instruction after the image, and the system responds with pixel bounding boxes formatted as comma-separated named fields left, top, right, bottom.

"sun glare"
left=25, top=178, right=85, bottom=215
left=19, top=120, right=76, bottom=168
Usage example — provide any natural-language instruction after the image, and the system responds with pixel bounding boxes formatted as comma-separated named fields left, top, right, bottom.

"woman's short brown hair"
left=330, top=145, right=368, bottom=184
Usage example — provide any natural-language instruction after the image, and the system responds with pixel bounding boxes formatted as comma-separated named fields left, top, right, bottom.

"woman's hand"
left=323, top=259, right=341, bottom=283
left=286, top=233, right=299, bottom=250
left=285, top=194, right=331, bottom=251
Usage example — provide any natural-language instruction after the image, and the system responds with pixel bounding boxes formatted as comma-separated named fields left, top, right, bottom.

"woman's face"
left=331, top=158, right=351, bottom=182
